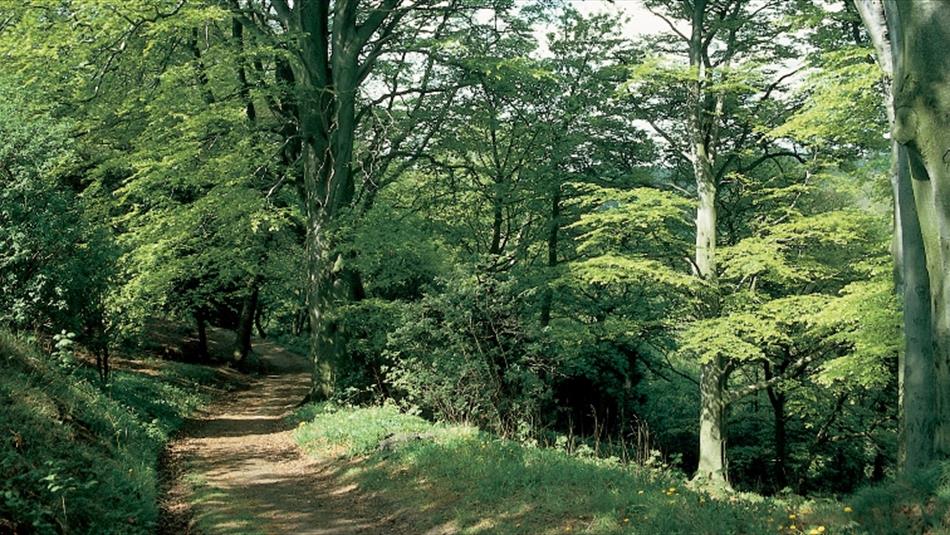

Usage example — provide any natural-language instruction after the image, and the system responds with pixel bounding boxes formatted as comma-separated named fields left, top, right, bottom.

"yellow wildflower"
left=843, top=506, right=853, bottom=513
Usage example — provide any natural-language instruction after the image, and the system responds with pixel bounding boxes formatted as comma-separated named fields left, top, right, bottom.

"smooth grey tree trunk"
left=696, top=355, right=727, bottom=485
left=855, top=0, right=938, bottom=476
left=878, top=0, right=950, bottom=464
left=895, top=145, right=936, bottom=472
left=685, top=0, right=730, bottom=489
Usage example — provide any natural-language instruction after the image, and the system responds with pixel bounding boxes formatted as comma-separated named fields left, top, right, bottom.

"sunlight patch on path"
left=159, top=342, right=412, bottom=535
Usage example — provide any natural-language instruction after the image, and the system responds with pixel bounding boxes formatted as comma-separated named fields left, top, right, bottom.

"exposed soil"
left=157, top=338, right=411, bottom=535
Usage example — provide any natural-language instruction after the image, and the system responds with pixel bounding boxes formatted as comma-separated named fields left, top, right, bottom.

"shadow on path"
left=158, top=339, right=409, bottom=535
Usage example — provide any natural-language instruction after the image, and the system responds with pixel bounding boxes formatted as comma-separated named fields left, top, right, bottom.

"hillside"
left=0, top=333, right=233, bottom=534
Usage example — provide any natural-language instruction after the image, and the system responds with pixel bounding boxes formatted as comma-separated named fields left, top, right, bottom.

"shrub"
left=385, top=275, right=555, bottom=436
left=0, top=85, right=116, bottom=336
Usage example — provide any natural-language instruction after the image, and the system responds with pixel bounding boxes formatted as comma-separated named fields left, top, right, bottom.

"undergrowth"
left=0, top=331, right=223, bottom=534
left=847, top=466, right=950, bottom=534
left=291, top=403, right=922, bottom=535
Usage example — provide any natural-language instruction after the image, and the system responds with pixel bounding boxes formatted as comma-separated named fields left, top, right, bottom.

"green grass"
left=291, top=403, right=876, bottom=535
left=845, top=466, right=950, bottom=534
left=0, top=331, right=225, bottom=534
left=291, top=403, right=434, bottom=456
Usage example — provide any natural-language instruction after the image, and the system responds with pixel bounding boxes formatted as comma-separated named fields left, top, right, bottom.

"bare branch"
left=644, top=3, right=691, bottom=45
left=644, top=117, right=691, bottom=163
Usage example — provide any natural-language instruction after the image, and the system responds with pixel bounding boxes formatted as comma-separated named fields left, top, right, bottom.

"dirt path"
left=158, top=339, right=405, bottom=535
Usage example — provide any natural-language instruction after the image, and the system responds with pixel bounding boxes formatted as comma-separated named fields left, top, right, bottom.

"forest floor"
left=158, top=338, right=410, bottom=535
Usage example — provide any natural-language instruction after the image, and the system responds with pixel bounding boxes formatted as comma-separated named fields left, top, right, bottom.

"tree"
left=858, top=0, right=950, bottom=469
left=632, top=0, right=806, bottom=487
left=853, top=0, right=936, bottom=476
left=230, top=0, right=502, bottom=398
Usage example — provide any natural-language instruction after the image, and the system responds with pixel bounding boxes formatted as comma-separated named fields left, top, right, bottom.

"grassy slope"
left=291, top=404, right=908, bottom=535
left=0, top=332, right=228, bottom=534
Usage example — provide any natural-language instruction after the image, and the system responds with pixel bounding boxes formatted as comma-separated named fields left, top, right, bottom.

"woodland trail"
left=158, top=339, right=410, bottom=535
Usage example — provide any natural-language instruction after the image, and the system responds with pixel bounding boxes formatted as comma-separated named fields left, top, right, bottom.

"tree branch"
left=644, top=117, right=691, bottom=162
left=726, top=353, right=817, bottom=404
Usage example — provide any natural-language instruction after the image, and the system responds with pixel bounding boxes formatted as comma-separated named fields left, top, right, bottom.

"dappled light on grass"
left=0, top=331, right=224, bottom=533
left=292, top=404, right=812, bottom=534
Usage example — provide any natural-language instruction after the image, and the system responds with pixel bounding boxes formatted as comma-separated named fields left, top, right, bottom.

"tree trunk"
left=293, top=0, right=387, bottom=400
left=765, top=379, right=788, bottom=489
left=303, top=144, right=342, bottom=401
left=885, top=0, right=950, bottom=461
left=895, top=144, right=936, bottom=473
left=231, top=15, right=256, bottom=122
left=693, top=178, right=728, bottom=487
left=95, top=341, right=110, bottom=383
left=300, top=124, right=358, bottom=400
left=188, top=28, right=215, bottom=105
left=855, top=0, right=938, bottom=477
left=693, top=160, right=717, bottom=281
left=685, top=0, right=729, bottom=489
left=233, top=284, right=259, bottom=367
left=696, top=357, right=727, bottom=485
left=539, top=187, right=560, bottom=327
left=195, top=309, right=209, bottom=361
left=260, top=0, right=407, bottom=401
left=489, top=195, right=504, bottom=256
left=255, top=305, right=266, bottom=339
left=293, top=300, right=307, bottom=336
